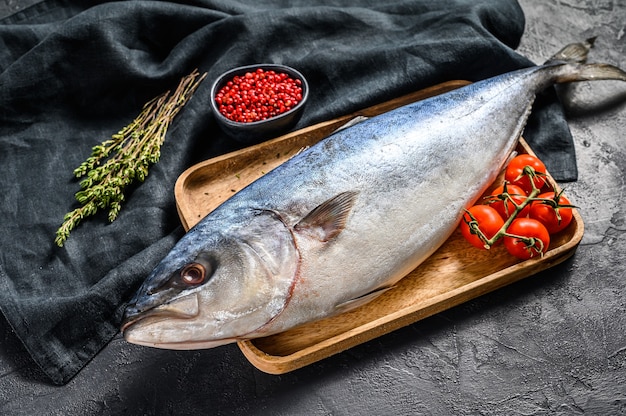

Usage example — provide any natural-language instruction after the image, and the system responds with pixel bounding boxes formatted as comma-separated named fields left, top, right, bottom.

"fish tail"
left=545, top=37, right=596, bottom=65
left=544, top=37, right=626, bottom=84
left=558, top=63, right=626, bottom=83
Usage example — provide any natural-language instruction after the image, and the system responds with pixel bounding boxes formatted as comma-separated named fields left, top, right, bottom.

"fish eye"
left=148, top=254, right=215, bottom=295
left=180, top=263, right=207, bottom=285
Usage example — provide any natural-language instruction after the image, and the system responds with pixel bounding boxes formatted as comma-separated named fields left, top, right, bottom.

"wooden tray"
left=175, top=81, right=584, bottom=374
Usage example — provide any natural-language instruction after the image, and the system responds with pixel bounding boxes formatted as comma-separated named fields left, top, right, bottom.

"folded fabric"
left=0, top=0, right=577, bottom=385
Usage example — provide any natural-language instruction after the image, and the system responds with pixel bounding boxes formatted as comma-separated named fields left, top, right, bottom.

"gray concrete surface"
left=1, top=1, right=625, bottom=415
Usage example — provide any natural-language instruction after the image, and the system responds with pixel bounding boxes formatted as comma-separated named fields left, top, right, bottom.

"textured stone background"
left=1, top=1, right=625, bottom=415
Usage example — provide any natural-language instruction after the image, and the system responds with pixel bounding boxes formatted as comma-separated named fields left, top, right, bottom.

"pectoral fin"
left=294, top=191, right=358, bottom=242
left=335, top=286, right=394, bottom=314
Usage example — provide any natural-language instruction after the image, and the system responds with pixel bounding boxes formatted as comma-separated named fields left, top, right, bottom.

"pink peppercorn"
left=215, top=68, right=303, bottom=123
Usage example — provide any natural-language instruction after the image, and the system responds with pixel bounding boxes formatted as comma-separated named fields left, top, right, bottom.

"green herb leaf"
left=55, top=69, right=207, bottom=247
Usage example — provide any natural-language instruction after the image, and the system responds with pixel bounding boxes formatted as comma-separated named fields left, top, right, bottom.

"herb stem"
left=55, top=69, right=207, bottom=247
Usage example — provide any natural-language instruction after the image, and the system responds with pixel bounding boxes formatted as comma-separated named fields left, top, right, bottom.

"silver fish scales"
left=122, top=39, right=626, bottom=349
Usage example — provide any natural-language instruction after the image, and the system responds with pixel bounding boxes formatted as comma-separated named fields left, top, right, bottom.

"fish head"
left=121, top=208, right=298, bottom=349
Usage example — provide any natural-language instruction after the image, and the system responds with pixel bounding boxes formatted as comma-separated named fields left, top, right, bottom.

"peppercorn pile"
left=215, top=68, right=303, bottom=123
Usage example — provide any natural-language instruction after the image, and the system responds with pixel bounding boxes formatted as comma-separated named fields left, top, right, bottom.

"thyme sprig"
left=55, top=69, right=207, bottom=247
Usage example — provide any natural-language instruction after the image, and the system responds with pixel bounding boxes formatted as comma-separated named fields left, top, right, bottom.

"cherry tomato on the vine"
left=486, top=183, right=530, bottom=220
left=529, top=192, right=574, bottom=234
left=504, top=154, right=547, bottom=194
left=503, top=218, right=550, bottom=260
left=460, top=205, right=505, bottom=249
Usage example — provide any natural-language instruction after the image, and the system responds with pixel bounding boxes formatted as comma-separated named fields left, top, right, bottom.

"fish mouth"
left=121, top=293, right=200, bottom=334
left=121, top=293, right=237, bottom=350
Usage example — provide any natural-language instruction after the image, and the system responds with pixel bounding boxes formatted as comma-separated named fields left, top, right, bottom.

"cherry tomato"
left=503, top=218, right=550, bottom=260
left=504, top=154, right=547, bottom=194
left=486, top=183, right=530, bottom=220
left=529, top=192, right=574, bottom=234
left=460, top=205, right=505, bottom=249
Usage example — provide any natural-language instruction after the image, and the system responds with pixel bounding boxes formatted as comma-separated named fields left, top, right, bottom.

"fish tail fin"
left=545, top=37, right=596, bottom=65
left=545, top=37, right=626, bottom=84
left=560, top=63, right=626, bottom=83
left=552, top=62, right=626, bottom=84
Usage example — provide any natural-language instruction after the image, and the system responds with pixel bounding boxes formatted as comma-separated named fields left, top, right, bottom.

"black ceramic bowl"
left=210, top=64, right=309, bottom=143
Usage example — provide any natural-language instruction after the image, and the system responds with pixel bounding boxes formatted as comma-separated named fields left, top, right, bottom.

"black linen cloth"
left=0, top=0, right=578, bottom=385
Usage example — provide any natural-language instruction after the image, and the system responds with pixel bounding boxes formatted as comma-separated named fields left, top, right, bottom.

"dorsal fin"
left=294, top=191, right=358, bottom=242
left=331, top=116, right=369, bottom=134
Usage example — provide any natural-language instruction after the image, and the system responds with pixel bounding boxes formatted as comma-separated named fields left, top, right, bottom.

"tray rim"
left=173, top=82, right=584, bottom=375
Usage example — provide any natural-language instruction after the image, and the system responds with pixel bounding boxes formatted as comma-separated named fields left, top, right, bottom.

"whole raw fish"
left=122, top=40, right=626, bottom=349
